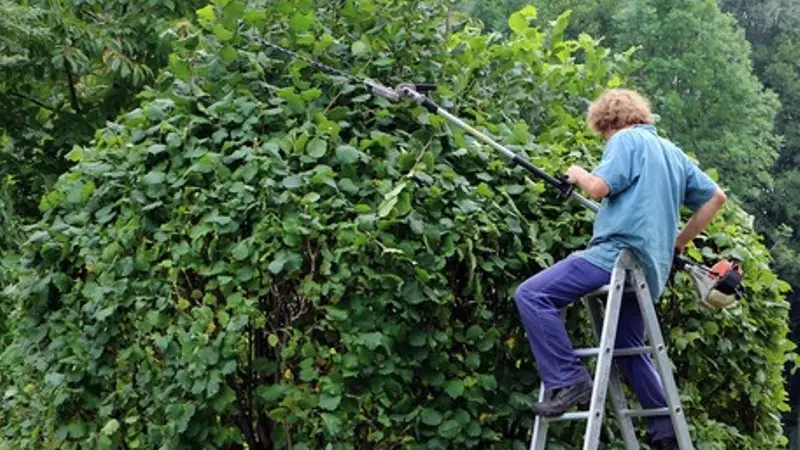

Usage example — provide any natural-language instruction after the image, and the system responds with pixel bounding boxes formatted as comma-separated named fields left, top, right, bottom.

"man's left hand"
left=566, top=165, right=589, bottom=184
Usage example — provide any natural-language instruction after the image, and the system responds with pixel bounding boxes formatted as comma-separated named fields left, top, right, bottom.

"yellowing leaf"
left=196, top=5, right=216, bottom=26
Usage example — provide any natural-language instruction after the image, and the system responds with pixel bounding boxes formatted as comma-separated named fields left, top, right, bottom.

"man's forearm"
left=566, top=165, right=609, bottom=199
left=676, top=188, right=727, bottom=250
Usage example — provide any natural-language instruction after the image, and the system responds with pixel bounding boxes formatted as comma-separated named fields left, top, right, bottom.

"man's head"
left=587, top=88, right=654, bottom=140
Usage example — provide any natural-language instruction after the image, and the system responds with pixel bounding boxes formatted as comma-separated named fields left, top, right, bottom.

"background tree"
left=0, top=0, right=207, bottom=222
left=719, top=1, right=800, bottom=445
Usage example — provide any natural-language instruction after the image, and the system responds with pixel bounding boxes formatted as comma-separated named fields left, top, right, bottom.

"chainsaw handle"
left=672, top=254, right=690, bottom=270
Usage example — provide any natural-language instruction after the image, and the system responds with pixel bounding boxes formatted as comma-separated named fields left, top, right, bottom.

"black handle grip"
left=511, top=155, right=574, bottom=197
left=672, top=254, right=688, bottom=270
left=415, top=84, right=436, bottom=92
left=555, top=175, right=575, bottom=198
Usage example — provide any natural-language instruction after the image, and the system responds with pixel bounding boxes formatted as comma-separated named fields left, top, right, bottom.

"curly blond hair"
left=587, top=88, right=654, bottom=135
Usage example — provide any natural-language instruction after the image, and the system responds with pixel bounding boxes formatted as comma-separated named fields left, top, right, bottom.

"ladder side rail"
left=530, top=381, right=550, bottom=450
left=584, top=296, right=640, bottom=450
left=582, top=260, right=627, bottom=450
left=621, top=251, right=695, bottom=450
left=530, top=308, right=569, bottom=449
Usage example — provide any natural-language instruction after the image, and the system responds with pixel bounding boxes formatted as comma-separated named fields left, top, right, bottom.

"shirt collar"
left=635, top=124, right=658, bottom=135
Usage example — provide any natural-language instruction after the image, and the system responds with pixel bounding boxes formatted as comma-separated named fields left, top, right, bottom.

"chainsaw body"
left=674, top=257, right=745, bottom=309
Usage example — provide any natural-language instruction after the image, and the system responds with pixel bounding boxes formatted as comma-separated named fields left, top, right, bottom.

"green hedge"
left=0, top=2, right=793, bottom=449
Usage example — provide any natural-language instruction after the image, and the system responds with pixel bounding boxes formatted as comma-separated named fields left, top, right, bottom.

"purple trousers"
left=514, top=254, right=674, bottom=441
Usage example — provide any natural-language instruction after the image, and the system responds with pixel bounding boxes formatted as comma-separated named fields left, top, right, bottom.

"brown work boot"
left=531, top=379, right=593, bottom=417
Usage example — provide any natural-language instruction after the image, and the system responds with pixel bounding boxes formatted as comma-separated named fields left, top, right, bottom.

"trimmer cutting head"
left=673, top=256, right=745, bottom=309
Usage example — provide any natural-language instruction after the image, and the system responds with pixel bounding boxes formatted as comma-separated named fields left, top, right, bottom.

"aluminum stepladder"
left=529, top=249, right=694, bottom=450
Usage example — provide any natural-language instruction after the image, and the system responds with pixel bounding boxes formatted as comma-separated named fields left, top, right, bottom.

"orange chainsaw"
left=672, top=255, right=745, bottom=309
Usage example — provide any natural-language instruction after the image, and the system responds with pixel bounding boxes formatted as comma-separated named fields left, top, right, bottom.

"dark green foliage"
left=720, top=0, right=800, bottom=304
left=720, top=0, right=800, bottom=443
left=0, top=0, right=208, bottom=368
left=0, top=0, right=207, bottom=221
left=0, top=2, right=794, bottom=450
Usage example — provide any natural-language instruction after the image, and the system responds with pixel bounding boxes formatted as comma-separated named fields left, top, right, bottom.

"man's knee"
left=514, top=283, right=527, bottom=308
left=515, top=278, right=546, bottom=310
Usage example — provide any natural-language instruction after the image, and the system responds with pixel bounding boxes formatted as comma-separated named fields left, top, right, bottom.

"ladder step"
left=546, top=411, right=592, bottom=421
left=545, top=407, right=670, bottom=423
left=620, top=407, right=671, bottom=418
left=585, top=284, right=636, bottom=299
left=575, top=346, right=653, bottom=357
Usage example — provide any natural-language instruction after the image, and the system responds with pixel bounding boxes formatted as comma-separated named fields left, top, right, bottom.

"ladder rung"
left=620, top=407, right=670, bottom=418
left=546, top=411, right=591, bottom=421
left=545, top=407, right=671, bottom=423
left=585, top=284, right=636, bottom=299
left=575, top=346, right=653, bottom=357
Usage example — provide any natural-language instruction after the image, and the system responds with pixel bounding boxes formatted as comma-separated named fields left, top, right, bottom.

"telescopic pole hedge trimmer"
left=256, top=37, right=745, bottom=309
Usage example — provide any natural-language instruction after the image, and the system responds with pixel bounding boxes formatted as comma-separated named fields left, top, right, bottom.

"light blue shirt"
left=576, top=124, right=719, bottom=301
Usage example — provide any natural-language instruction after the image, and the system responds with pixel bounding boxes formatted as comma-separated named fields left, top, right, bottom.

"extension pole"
left=254, top=37, right=598, bottom=211
left=396, top=85, right=600, bottom=212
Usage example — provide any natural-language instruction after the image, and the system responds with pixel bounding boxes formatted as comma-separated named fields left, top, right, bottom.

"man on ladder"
left=514, top=89, right=728, bottom=449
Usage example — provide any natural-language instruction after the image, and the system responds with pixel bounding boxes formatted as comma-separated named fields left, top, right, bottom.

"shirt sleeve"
left=591, top=130, right=641, bottom=196
left=683, top=162, right=719, bottom=211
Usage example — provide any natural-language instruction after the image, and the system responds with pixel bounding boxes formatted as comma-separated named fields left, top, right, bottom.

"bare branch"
left=64, top=58, right=81, bottom=114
